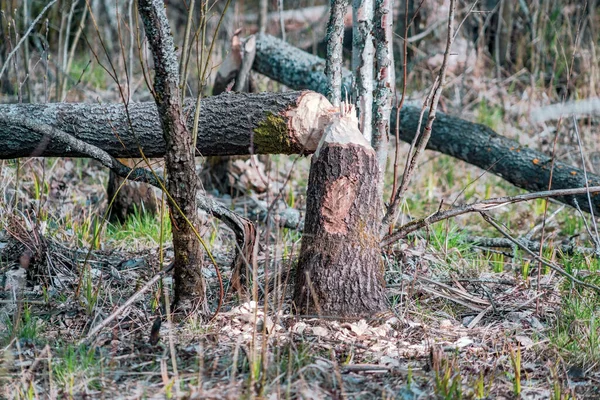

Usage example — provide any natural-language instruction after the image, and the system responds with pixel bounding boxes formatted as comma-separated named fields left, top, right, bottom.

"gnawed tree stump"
left=294, top=111, right=387, bottom=317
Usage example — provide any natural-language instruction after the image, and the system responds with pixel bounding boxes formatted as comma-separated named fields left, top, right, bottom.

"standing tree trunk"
left=138, top=0, right=206, bottom=312
left=294, top=113, right=386, bottom=317
left=325, top=0, right=349, bottom=108
left=352, top=0, right=374, bottom=141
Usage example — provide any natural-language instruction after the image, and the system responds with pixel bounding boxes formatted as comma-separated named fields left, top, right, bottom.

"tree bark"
left=325, top=0, right=349, bottom=107
left=373, top=0, right=395, bottom=204
left=138, top=0, right=204, bottom=312
left=207, top=32, right=258, bottom=197
left=251, top=34, right=600, bottom=216
left=294, top=113, right=387, bottom=317
left=352, top=0, right=375, bottom=141
left=0, top=91, right=331, bottom=159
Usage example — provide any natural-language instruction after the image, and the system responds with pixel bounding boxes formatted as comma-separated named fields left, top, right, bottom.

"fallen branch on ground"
left=78, top=262, right=175, bottom=345
left=464, top=235, right=597, bottom=256
left=481, top=212, right=600, bottom=295
left=381, top=186, right=600, bottom=247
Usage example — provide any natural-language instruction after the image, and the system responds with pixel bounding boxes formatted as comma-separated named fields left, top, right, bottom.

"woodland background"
left=1, top=0, right=600, bottom=398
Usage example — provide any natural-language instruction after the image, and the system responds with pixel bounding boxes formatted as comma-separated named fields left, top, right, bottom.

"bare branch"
left=382, top=186, right=600, bottom=247
left=481, top=212, right=600, bottom=295
left=383, top=0, right=457, bottom=230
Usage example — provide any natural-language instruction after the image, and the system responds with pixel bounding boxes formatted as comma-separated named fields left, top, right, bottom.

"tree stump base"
left=294, top=111, right=387, bottom=318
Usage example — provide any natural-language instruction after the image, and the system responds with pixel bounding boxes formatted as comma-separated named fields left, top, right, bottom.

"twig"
left=463, top=235, right=597, bottom=256
left=383, top=0, right=457, bottom=231
left=382, top=185, right=600, bottom=247
left=480, top=212, right=600, bottom=295
left=78, top=262, right=175, bottom=345
left=342, top=364, right=391, bottom=373
left=0, top=0, right=59, bottom=80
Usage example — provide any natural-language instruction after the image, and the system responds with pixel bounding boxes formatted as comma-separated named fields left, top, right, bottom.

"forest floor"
left=1, top=100, right=600, bottom=399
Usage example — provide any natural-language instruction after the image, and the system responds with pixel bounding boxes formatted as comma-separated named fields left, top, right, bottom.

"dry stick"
left=383, top=0, right=457, bottom=231
left=0, top=0, right=59, bottom=80
left=390, top=0, right=410, bottom=208
left=79, top=262, right=175, bottom=345
left=382, top=185, right=600, bottom=247
left=480, top=212, right=600, bottom=295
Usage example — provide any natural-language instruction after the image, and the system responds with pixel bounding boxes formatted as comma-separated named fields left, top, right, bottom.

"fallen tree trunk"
left=0, top=91, right=331, bottom=159
left=252, top=34, right=600, bottom=215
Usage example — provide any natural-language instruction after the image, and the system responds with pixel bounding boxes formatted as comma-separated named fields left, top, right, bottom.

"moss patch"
left=253, top=112, right=296, bottom=154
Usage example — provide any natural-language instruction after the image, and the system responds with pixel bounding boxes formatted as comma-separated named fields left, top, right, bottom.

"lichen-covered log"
left=252, top=34, right=600, bottom=215
left=0, top=91, right=332, bottom=159
left=294, top=113, right=386, bottom=317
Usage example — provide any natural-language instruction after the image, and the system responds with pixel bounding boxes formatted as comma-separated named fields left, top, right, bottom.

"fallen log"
left=0, top=91, right=332, bottom=159
left=252, top=34, right=600, bottom=215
